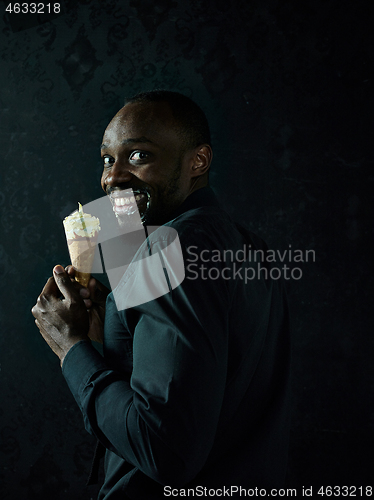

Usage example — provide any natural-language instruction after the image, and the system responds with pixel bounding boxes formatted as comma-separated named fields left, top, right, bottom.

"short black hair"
left=124, top=90, right=211, bottom=150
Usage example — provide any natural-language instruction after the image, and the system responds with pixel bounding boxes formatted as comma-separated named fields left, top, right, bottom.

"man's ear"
left=190, top=144, right=213, bottom=178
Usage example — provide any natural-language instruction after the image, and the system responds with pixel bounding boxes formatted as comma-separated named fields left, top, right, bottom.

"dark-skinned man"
left=32, top=90, right=291, bottom=499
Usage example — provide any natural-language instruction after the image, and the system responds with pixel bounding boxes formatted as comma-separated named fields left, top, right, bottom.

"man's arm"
left=61, top=232, right=231, bottom=487
left=32, top=228, right=231, bottom=487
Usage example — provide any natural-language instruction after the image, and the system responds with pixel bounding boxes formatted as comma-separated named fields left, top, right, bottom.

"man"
left=32, top=90, right=291, bottom=499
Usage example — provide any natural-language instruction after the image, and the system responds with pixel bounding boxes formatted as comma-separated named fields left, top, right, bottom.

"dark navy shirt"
left=62, top=187, right=291, bottom=499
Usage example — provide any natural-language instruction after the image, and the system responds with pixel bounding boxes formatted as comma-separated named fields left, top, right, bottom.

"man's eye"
left=103, top=156, right=114, bottom=166
left=130, top=151, right=148, bottom=161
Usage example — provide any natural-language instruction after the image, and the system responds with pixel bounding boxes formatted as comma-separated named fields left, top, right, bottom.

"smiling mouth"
left=111, top=190, right=150, bottom=218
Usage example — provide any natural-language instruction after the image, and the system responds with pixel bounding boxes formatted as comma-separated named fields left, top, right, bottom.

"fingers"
left=65, top=265, right=75, bottom=276
left=32, top=277, right=60, bottom=319
left=63, top=267, right=110, bottom=307
left=66, top=265, right=92, bottom=298
left=39, top=276, right=60, bottom=300
left=87, top=278, right=110, bottom=303
left=34, top=266, right=94, bottom=313
left=79, top=287, right=90, bottom=298
left=83, top=298, right=93, bottom=309
left=53, top=265, right=80, bottom=302
left=86, top=279, right=97, bottom=301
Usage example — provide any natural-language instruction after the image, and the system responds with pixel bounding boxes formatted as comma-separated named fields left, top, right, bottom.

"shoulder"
left=165, top=206, right=268, bottom=253
left=169, top=206, right=231, bottom=228
left=166, top=206, right=236, bottom=246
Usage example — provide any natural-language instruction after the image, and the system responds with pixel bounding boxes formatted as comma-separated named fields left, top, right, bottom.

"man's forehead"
left=103, top=101, right=178, bottom=143
left=114, top=101, right=174, bottom=126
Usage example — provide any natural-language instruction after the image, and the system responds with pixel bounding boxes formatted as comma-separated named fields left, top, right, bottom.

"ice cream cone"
left=66, top=234, right=98, bottom=286
left=63, top=203, right=101, bottom=287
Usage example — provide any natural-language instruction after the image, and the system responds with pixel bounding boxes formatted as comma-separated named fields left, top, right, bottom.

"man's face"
left=101, top=101, right=193, bottom=226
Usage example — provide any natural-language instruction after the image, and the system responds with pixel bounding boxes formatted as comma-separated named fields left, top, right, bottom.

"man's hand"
left=66, top=265, right=110, bottom=344
left=31, top=265, right=90, bottom=365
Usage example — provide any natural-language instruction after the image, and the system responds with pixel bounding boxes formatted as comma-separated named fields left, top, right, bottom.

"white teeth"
left=114, top=195, right=141, bottom=207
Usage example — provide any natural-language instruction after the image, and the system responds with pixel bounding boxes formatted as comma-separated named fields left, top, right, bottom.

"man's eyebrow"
left=122, top=137, right=153, bottom=145
left=101, top=137, right=153, bottom=150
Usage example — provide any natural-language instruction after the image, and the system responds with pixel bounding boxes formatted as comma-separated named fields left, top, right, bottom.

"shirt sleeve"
left=62, top=224, right=231, bottom=487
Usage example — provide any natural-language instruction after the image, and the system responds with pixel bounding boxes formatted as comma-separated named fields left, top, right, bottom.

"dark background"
left=0, top=0, right=373, bottom=498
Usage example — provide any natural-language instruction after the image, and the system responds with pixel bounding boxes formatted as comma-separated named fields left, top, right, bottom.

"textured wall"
left=0, top=1, right=373, bottom=498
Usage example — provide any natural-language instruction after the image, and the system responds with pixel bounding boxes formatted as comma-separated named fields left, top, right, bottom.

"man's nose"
left=104, top=161, right=133, bottom=187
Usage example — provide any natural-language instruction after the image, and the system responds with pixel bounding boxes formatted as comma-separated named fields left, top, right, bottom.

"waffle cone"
left=67, top=234, right=98, bottom=287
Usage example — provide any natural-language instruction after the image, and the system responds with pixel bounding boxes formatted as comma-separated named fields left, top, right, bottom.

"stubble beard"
left=140, top=157, right=184, bottom=227
left=114, top=159, right=183, bottom=229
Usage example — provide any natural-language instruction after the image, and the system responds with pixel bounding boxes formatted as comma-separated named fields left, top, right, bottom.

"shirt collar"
left=168, top=186, right=220, bottom=221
